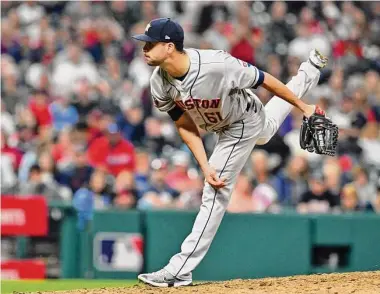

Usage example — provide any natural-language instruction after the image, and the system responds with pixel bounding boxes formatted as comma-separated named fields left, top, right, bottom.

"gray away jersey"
left=150, top=49, right=264, bottom=132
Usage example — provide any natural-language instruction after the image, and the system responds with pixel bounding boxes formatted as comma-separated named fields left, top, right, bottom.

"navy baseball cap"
left=132, top=18, right=184, bottom=44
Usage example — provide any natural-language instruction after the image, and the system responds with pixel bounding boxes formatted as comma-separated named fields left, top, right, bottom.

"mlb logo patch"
left=93, top=232, right=143, bottom=272
left=238, top=59, right=253, bottom=68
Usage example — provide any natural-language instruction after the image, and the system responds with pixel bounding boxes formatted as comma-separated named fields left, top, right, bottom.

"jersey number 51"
left=204, top=112, right=223, bottom=123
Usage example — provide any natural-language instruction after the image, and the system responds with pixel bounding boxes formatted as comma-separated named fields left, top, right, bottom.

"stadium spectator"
left=70, top=78, right=98, bottom=117
left=73, top=169, right=111, bottom=211
left=87, top=123, right=136, bottom=176
left=37, top=149, right=62, bottom=183
left=107, top=1, right=141, bottom=35
left=49, top=95, right=79, bottom=132
left=138, top=158, right=180, bottom=210
left=18, top=141, right=47, bottom=182
left=85, top=110, right=104, bottom=144
left=18, top=164, right=68, bottom=201
left=28, top=89, right=52, bottom=127
left=288, top=23, right=328, bottom=62
left=52, top=42, right=99, bottom=94
left=358, top=123, right=380, bottom=167
left=72, top=170, right=112, bottom=231
left=172, top=176, right=203, bottom=210
left=51, top=127, right=75, bottom=167
left=252, top=183, right=279, bottom=213
left=113, top=170, right=138, bottom=209
left=322, top=158, right=342, bottom=197
left=267, top=2, right=295, bottom=57
left=59, top=144, right=94, bottom=193
left=165, top=151, right=194, bottom=193
left=340, top=183, right=360, bottom=212
left=16, top=1, right=45, bottom=27
left=134, top=149, right=151, bottom=195
left=297, top=172, right=340, bottom=214
left=71, top=122, right=91, bottom=147
left=1, top=153, right=17, bottom=194
left=116, top=97, right=145, bottom=146
left=1, top=101, right=16, bottom=136
left=201, top=15, right=230, bottom=52
left=273, top=155, right=309, bottom=206
left=249, top=149, right=280, bottom=209
left=144, top=116, right=175, bottom=156
left=96, top=80, right=120, bottom=116
left=228, top=2, right=258, bottom=65
left=227, top=173, right=255, bottom=213
left=250, top=150, right=275, bottom=187
left=1, top=129, right=23, bottom=171
left=352, top=166, right=378, bottom=211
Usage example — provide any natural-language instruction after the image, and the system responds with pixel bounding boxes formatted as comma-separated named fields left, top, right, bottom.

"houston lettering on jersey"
left=176, top=98, right=221, bottom=110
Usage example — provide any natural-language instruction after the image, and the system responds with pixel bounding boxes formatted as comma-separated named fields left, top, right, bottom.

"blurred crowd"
left=1, top=1, right=380, bottom=220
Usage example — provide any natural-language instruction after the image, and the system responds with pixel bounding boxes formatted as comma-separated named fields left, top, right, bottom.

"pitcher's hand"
left=303, top=104, right=317, bottom=118
left=203, top=166, right=226, bottom=190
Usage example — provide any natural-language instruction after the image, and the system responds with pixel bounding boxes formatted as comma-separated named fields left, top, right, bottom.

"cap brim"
left=132, top=34, right=158, bottom=42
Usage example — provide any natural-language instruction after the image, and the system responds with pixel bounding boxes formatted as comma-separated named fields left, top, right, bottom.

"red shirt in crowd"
left=165, top=168, right=193, bottom=193
left=87, top=136, right=136, bottom=176
left=29, top=98, right=52, bottom=126
left=333, top=40, right=363, bottom=58
left=1, top=144, right=23, bottom=170
left=229, top=27, right=261, bottom=65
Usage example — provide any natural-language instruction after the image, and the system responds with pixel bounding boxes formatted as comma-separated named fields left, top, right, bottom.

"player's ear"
left=167, top=42, right=175, bottom=54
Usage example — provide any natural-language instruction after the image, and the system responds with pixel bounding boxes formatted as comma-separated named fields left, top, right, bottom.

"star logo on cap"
left=145, top=23, right=151, bottom=32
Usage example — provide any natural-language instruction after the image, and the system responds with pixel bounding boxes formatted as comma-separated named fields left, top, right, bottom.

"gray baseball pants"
left=164, top=62, right=320, bottom=279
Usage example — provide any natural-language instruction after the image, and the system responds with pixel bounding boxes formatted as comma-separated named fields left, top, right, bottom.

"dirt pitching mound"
left=45, top=271, right=380, bottom=294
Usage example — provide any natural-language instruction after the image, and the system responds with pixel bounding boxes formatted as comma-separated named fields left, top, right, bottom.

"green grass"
left=1, top=279, right=137, bottom=293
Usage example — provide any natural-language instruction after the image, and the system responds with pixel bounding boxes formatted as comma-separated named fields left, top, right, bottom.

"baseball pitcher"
left=132, top=18, right=338, bottom=287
